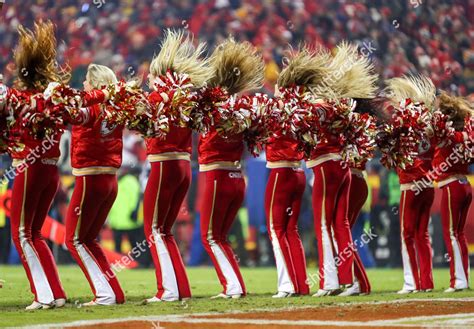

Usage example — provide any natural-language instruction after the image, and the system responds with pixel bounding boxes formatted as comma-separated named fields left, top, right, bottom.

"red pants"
left=10, top=162, right=66, bottom=304
left=312, top=160, right=353, bottom=290
left=265, top=168, right=309, bottom=295
left=440, top=179, right=472, bottom=289
left=200, top=170, right=246, bottom=296
left=347, top=172, right=371, bottom=294
left=65, top=174, right=125, bottom=305
left=400, top=187, right=434, bottom=291
left=143, top=160, right=192, bottom=300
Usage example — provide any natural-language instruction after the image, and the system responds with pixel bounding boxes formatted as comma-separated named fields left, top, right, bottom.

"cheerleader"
left=2, top=21, right=109, bottom=310
left=65, top=64, right=125, bottom=306
left=434, top=93, right=473, bottom=292
left=198, top=39, right=264, bottom=299
left=385, top=75, right=437, bottom=294
left=325, top=43, right=379, bottom=296
left=343, top=98, right=380, bottom=296
left=4, top=21, right=71, bottom=310
left=143, top=30, right=210, bottom=303
left=264, top=49, right=320, bottom=298
left=302, top=48, right=356, bottom=297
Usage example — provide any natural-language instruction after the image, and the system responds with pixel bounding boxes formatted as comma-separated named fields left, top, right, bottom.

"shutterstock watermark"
left=83, top=232, right=155, bottom=295
left=410, top=145, right=466, bottom=195
left=306, top=227, right=377, bottom=288
left=1, top=134, right=59, bottom=186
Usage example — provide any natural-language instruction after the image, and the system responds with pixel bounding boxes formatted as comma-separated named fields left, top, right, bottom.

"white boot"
left=397, top=289, right=418, bottom=294
left=339, top=281, right=361, bottom=296
left=210, top=293, right=241, bottom=299
left=82, top=300, right=101, bottom=307
left=54, top=298, right=67, bottom=308
left=313, top=289, right=331, bottom=297
left=144, top=296, right=162, bottom=304
left=272, top=291, right=293, bottom=298
left=444, top=287, right=465, bottom=293
left=25, top=301, right=52, bottom=310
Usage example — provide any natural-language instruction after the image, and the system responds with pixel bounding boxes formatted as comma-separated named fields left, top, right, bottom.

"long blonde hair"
left=385, top=75, right=436, bottom=109
left=327, top=41, right=378, bottom=99
left=208, top=38, right=264, bottom=94
left=86, top=64, right=118, bottom=89
left=150, top=29, right=211, bottom=87
left=14, top=20, right=70, bottom=90
left=277, top=46, right=332, bottom=95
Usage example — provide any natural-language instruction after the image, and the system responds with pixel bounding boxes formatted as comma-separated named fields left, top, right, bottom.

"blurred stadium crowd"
left=0, top=0, right=473, bottom=269
left=1, top=0, right=473, bottom=94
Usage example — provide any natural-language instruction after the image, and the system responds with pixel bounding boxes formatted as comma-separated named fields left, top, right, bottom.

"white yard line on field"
left=18, top=297, right=474, bottom=329
left=21, top=313, right=474, bottom=329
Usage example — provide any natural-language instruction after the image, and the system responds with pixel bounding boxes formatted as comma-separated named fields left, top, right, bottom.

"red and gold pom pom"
left=153, top=70, right=196, bottom=128
left=453, top=115, right=474, bottom=163
left=188, top=86, right=229, bottom=134
left=377, top=99, right=431, bottom=169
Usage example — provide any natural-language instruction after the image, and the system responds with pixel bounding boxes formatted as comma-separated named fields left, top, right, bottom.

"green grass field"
left=0, top=265, right=471, bottom=327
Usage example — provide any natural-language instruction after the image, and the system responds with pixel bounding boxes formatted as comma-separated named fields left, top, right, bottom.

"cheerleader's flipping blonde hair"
left=144, top=30, right=211, bottom=303
left=198, top=38, right=264, bottom=299
left=386, top=75, right=437, bottom=294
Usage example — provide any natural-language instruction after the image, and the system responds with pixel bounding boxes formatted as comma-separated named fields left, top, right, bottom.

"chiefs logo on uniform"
left=418, top=138, right=431, bottom=154
left=100, top=120, right=117, bottom=136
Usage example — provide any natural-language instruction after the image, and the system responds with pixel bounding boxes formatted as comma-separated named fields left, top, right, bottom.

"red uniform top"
left=396, top=138, right=435, bottom=184
left=198, top=129, right=244, bottom=166
left=306, top=131, right=343, bottom=169
left=7, top=89, right=106, bottom=163
left=307, top=103, right=343, bottom=165
left=432, top=144, right=469, bottom=182
left=6, top=89, right=61, bottom=161
left=309, top=133, right=343, bottom=159
left=145, top=91, right=192, bottom=160
left=71, top=102, right=123, bottom=175
left=266, top=135, right=302, bottom=162
left=432, top=132, right=470, bottom=182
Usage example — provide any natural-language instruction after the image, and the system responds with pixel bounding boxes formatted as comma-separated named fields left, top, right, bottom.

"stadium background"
left=0, top=0, right=473, bottom=271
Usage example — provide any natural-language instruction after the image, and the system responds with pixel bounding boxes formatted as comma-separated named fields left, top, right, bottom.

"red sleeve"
left=69, top=105, right=101, bottom=127
left=83, top=90, right=106, bottom=107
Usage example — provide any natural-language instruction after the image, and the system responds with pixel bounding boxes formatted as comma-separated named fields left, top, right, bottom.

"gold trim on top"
left=147, top=152, right=191, bottom=162
left=350, top=168, right=367, bottom=178
left=437, top=175, right=467, bottom=188
left=306, top=153, right=341, bottom=169
left=266, top=161, right=301, bottom=169
left=12, top=158, right=59, bottom=168
left=199, top=161, right=241, bottom=172
left=72, top=167, right=118, bottom=176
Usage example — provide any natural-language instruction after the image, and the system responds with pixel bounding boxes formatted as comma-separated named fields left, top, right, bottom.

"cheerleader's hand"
left=43, top=82, right=61, bottom=100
